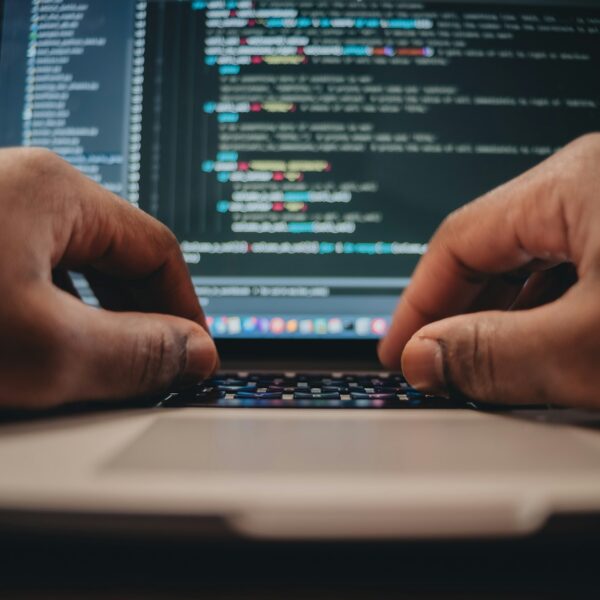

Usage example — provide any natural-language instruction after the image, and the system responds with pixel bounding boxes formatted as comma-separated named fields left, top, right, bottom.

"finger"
left=379, top=135, right=599, bottom=369
left=26, top=150, right=206, bottom=330
left=57, top=290, right=218, bottom=405
left=400, top=291, right=587, bottom=406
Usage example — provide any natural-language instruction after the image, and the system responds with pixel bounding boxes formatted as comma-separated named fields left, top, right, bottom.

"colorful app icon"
left=371, top=318, right=388, bottom=336
left=227, top=316, right=242, bottom=335
left=328, top=318, right=343, bottom=334
left=242, top=316, right=258, bottom=333
left=315, top=318, right=328, bottom=335
left=286, top=319, right=299, bottom=333
left=214, top=317, right=228, bottom=336
left=355, top=318, right=371, bottom=336
left=270, top=317, right=285, bottom=334
left=299, top=319, right=314, bottom=334
left=258, top=317, right=271, bottom=334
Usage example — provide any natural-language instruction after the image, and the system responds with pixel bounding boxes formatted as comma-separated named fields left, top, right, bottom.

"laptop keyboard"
left=161, top=372, right=470, bottom=409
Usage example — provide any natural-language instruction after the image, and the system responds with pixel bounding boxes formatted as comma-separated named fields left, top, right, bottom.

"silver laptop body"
left=1, top=0, right=600, bottom=541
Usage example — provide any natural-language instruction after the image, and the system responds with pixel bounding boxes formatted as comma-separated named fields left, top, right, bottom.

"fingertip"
left=401, top=334, right=447, bottom=396
left=377, top=337, right=399, bottom=370
left=185, top=329, right=219, bottom=381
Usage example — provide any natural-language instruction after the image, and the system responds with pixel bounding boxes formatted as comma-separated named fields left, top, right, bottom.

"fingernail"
left=402, top=337, right=447, bottom=395
left=184, top=333, right=218, bottom=381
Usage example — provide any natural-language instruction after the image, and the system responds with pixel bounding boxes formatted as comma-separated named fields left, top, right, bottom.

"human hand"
left=379, top=134, right=600, bottom=407
left=0, top=148, right=218, bottom=409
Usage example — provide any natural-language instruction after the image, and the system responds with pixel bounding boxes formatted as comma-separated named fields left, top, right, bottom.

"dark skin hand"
left=3, top=136, right=600, bottom=410
left=0, top=147, right=218, bottom=409
left=379, top=133, right=600, bottom=408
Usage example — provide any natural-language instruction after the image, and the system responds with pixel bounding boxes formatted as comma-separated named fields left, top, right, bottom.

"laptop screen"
left=1, top=0, right=599, bottom=340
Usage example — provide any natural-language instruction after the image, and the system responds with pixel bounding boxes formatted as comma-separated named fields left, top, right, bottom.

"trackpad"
left=106, top=413, right=600, bottom=474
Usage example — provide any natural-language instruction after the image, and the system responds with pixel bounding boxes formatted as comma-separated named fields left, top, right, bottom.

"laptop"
left=1, top=0, right=600, bottom=541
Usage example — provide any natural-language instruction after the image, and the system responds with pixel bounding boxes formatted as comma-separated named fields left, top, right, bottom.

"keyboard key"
left=350, top=392, right=370, bottom=400
left=294, top=392, right=341, bottom=400
left=236, top=392, right=282, bottom=400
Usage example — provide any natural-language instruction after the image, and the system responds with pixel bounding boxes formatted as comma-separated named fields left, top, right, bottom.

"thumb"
left=64, top=297, right=218, bottom=402
left=401, top=304, right=566, bottom=405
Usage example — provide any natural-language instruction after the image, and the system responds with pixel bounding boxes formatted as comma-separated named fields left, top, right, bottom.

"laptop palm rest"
left=106, top=412, right=600, bottom=475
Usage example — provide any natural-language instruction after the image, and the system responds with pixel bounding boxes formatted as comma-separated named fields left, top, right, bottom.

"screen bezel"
left=216, top=337, right=381, bottom=363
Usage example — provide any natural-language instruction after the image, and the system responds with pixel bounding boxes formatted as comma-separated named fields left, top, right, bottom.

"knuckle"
left=0, top=148, right=69, bottom=215
left=439, top=207, right=462, bottom=235
left=571, top=132, right=600, bottom=155
left=15, top=147, right=64, bottom=183
left=164, top=226, right=180, bottom=252
left=552, top=135, right=600, bottom=262
left=161, top=225, right=180, bottom=252
left=151, top=221, right=180, bottom=257
left=433, top=207, right=466, bottom=251
left=559, top=133, right=600, bottom=183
